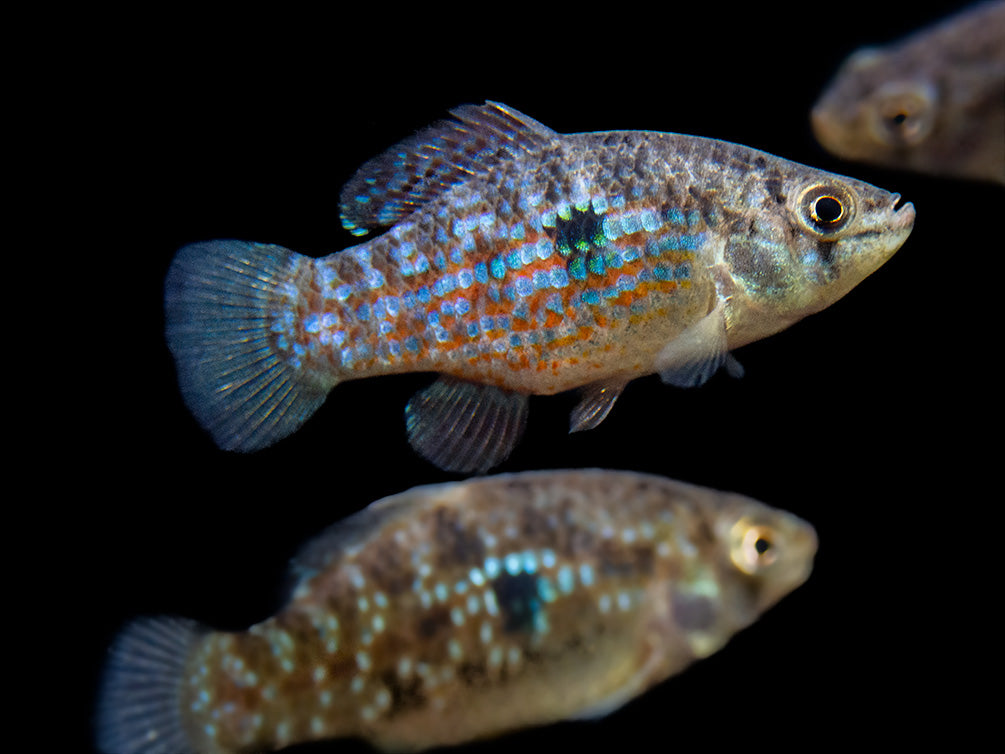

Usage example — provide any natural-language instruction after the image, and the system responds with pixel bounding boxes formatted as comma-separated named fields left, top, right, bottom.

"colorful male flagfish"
left=812, top=1, right=1005, bottom=184
left=165, top=102, right=915, bottom=471
left=96, top=469, right=817, bottom=753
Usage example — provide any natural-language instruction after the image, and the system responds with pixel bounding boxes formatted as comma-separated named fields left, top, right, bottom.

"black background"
left=67, top=2, right=1000, bottom=752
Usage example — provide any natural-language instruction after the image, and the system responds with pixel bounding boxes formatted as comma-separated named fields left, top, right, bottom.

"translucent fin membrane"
left=405, top=376, right=529, bottom=474
left=164, top=240, right=331, bottom=451
left=339, top=101, right=558, bottom=235
left=96, top=617, right=203, bottom=754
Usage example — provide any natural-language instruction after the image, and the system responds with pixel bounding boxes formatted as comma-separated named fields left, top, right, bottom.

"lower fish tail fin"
left=96, top=616, right=205, bottom=754
left=165, top=240, right=332, bottom=452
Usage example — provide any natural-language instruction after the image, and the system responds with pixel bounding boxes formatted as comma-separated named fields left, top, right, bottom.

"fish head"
left=810, top=48, right=939, bottom=171
left=658, top=491, right=817, bottom=660
left=720, top=157, right=915, bottom=346
left=712, top=494, right=818, bottom=619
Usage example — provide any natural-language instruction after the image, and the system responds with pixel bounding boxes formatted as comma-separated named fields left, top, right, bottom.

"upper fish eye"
left=796, top=184, right=854, bottom=236
left=870, top=84, right=935, bottom=146
left=730, top=521, right=779, bottom=574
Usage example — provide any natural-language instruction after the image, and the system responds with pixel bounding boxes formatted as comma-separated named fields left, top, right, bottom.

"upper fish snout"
left=890, top=194, right=916, bottom=230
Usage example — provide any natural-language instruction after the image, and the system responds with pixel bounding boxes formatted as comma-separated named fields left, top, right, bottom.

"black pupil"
left=814, top=196, right=843, bottom=224
left=891, top=112, right=908, bottom=125
left=754, top=537, right=771, bottom=555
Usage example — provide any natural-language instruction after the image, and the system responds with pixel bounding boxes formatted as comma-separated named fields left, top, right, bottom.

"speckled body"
left=164, top=103, right=913, bottom=466
left=97, top=471, right=816, bottom=753
left=812, top=1, right=1005, bottom=183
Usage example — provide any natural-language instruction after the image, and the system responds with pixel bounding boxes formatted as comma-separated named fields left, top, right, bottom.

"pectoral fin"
left=654, top=298, right=730, bottom=388
left=405, top=376, right=529, bottom=474
left=569, top=378, right=629, bottom=433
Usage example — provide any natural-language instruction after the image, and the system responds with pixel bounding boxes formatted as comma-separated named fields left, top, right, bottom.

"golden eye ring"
left=796, top=183, right=855, bottom=236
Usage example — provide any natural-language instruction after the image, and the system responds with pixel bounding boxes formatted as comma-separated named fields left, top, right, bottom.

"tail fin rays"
left=164, top=240, right=331, bottom=452
left=96, top=617, right=204, bottom=754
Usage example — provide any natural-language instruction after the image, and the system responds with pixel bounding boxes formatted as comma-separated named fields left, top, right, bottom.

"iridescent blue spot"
left=622, top=246, right=642, bottom=262
left=319, top=312, right=336, bottom=329
left=356, top=303, right=370, bottom=321
left=581, top=290, right=601, bottom=305
left=318, top=330, right=331, bottom=346
left=687, top=210, right=701, bottom=227
left=520, top=244, right=535, bottom=266
left=588, top=254, right=606, bottom=276
left=640, top=209, right=662, bottom=233
left=541, top=209, right=557, bottom=227
left=372, top=299, right=387, bottom=320
left=620, top=213, right=641, bottom=235
left=497, top=315, right=511, bottom=330
left=335, top=284, right=352, bottom=302
left=452, top=219, right=466, bottom=238
left=506, top=250, right=523, bottom=270
left=405, top=336, right=421, bottom=353
left=602, top=216, right=623, bottom=241
left=484, top=556, right=501, bottom=578
left=569, top=257, right=587, bottom=280
left=387, top=339, right=401, bottom=357
left=384, top=297, right=400, bottom=317
left=545, top=293, right=563, bottom=314
left=611, top=195, right=626, bottom=209
left=278, top=335, right=289, bottom=350
left=605, top=249, right=624, bottom=269
left=462, top=235, right=476, bottom=253
left=654, top=264, right=674, bottom=281
left=458, top=268, right=474, bottom=288
left=592, top=196, right=608, bottom=214
left=440, top=301, right=454, bottom=317
left=454, top=297, right=470, bottom=316
left=617, top=274, right=637, bottom=292
left=490, top=257, right=506, bottom=279
left=427, top=311, right=440, bottom=326
left=666, top=207, right=686, bottom=226
left=509, top=333, right=522, bottom=347
left=503, top=284, right=516, bottom=301
left=450, top=248, right=464, bottom=265
left=515, top=277, right=533, bottom=297
left=481, top=316, right=494, bottom=331
left=512, top=302, right=529, bottom=320
left=436, top=226, right=449, bottom=244
left=355, top=343, right=372, bottom=359
left=475, top=262, right=489, bottom=284
left=537, top=577, right=557, bottom=603
left=434, top=250, right=447, bottom=270
left=413, top=255, right=430, bottom=274
left=304, top=314, right=321, bottom=333
left=379, top=321, right=393, bottom=335
left=557, top=565, right=574, bottom=594
left=510, top=222, right=525, bottom=241
left=535, top=239, right=552, bottom=260
left=488, top=286, right=501, bottom=302
left=532, top=270, right=549, bottom=290
left=398, top=241, right=416, bottom=258
left=505, top=553, right=522, bottom=576
left=579, top=563, right=594, bottom=586
left=417, top=287, right=431, bottom=304
left=603, top=285, right=619, bottom=299
left=354, top=194, right=370, bottom=204
left=467, top=322, right=480, bottom=338
left=556, top=203, right=571, bottom=221
left=332, top=330, right=346, bottom=347
left=366, top=269, right=385, bottom=290
left=340, top=347, right=354, bottom=366
left=677, top=262, right=692, bottom=279
left=550, top=268, right=569, bottom=288
left=402, top=291, right=417, bottom=309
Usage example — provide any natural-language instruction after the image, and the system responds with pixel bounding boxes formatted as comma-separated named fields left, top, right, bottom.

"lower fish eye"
left=812, top=196, right=844, bottom=225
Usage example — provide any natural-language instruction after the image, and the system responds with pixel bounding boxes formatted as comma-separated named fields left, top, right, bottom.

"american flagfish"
left=165, top=102, right=915, bottom=472
left=812, top=1, right=1005, bottom=184
left=96, top=469, right=817, bottom=753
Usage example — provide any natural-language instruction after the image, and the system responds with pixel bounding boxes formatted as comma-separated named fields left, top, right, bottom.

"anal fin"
left=405, top=376, right=529, bottom=474
left=569, top=377, right=629, bottom=433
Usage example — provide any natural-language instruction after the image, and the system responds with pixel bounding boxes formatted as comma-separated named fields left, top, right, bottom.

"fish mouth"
left=890, top=193, right=916, bottom=230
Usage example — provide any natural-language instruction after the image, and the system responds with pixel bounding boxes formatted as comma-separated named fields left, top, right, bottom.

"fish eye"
left=796, top=184, right=855, bottom=236
left=730, top=521, right=780, bottom=575
left=870, top=84, right=935, bottom=146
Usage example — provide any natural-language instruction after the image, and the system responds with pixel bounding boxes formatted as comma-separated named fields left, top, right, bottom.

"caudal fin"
left=164, top=240, right=331, bottom=451
left=96, top=617, right=204, bottom=754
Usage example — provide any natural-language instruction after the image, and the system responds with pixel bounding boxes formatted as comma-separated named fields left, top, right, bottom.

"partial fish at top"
left=165, top=102, right=915, bottom=472
left=812, top=1, right=1005, bottom=184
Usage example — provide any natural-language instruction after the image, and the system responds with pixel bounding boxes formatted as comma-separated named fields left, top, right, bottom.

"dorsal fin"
left=339, top=101, right=558, bottom=236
